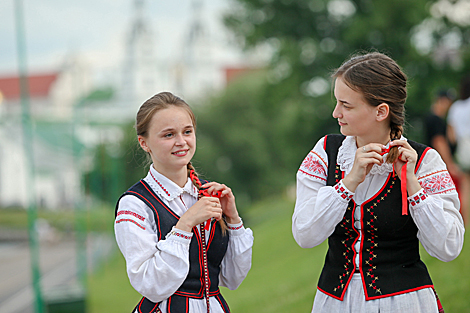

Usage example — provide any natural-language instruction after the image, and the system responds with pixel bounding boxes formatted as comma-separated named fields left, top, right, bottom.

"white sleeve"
left=114, top=195, right=192, bottom=303
left=410, top=149, right=465, bottom=262
left=292, top=137, right=353, bottom=248
left=219, top=221, right=254, bottom=290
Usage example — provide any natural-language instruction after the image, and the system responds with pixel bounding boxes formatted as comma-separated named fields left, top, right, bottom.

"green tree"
left=191, top=0, right=470, bottom=201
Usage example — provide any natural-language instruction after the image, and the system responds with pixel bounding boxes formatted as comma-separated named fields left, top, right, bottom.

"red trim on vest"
left=365, top=284, right=434, bottom=301
left=415, top=147, right=431, bottom=174
left=140, top=180, right=180, bottom=219
left=206, top=221, right=216, bottom=250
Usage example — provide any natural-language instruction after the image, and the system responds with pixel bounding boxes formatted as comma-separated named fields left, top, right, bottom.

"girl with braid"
left=293, top=52, right=464, bottom=313
left=115, top=92, right=253, bottom=313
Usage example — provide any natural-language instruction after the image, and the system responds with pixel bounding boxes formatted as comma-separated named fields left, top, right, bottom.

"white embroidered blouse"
left=292, top=135, right=464, bottom=269
left=115, top=166, right=254, bottom=312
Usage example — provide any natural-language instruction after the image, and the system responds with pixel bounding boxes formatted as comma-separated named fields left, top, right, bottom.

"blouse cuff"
left=408, top=188, right=429, bottom=208
left=165, top=226, right=193, bottom=244
left=226, top=218, right=245, bottom=236
left=334, top=180, right=354, bottom=202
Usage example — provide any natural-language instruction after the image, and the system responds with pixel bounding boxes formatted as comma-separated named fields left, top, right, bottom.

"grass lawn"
left=4, top=197, right=467, bottom=312
left=86, top=196, right=470, bottom=312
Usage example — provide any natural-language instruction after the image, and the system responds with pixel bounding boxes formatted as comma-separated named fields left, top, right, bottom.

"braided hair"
left=187, top=162, right=228, bottom=235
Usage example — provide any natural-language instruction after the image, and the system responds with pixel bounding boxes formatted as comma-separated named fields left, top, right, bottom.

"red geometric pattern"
left=115, top=218, right=146, bottom=230
left=227, top=224, right=244, bottom=230
left=418, top=170, right=456, bottom=195
left=409, top=189, right=428, bottom=207
left=299, top=151, right=327, bottom=181
left=170, top=229, right=192, bottom=240
left=117, top=210, right=146, bottom=221
left=334, top=181, right=354, bottom=201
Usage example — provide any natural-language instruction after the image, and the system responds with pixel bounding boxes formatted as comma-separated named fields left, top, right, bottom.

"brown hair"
left=136, top=92, right=227, bottom=234
left=332, top=52, right=407, bottom=163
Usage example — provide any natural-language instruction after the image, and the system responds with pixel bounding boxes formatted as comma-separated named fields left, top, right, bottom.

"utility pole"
left=13, top=0, right=44, bottom=312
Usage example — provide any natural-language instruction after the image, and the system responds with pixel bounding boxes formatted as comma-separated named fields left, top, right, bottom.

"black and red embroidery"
left=409, top=189, right=428, bottom=207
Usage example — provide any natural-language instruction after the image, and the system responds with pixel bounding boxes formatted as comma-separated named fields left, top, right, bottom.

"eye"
left=184, top=129, right=193, bottom=135
left=164, top=132, right=174, bottom=138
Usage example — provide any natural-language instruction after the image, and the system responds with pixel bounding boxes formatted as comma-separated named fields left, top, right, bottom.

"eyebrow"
left=160, top=125, right=194, bottom=133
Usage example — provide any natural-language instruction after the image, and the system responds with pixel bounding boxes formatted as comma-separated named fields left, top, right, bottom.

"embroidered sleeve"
left=298, top=138, right=328, bottom=183
left=115, top=208, right=147, bottom=230
left=334, top=180, right=354, bottom=202
left=408, top=189, right=428, bottom=207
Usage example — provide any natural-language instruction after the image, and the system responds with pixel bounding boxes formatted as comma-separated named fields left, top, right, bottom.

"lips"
left=338, top=121, right=347, bottom=126
left=172, top=149, right=189, bottom=156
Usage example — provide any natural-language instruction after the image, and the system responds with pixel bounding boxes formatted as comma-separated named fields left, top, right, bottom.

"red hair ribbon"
left=380, top=147, right=408, bottom=215
left=189, top=170, right=222, bottom=230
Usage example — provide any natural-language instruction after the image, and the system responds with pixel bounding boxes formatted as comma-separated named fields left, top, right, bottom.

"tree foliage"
left=193, top=0, right=470, bottom=201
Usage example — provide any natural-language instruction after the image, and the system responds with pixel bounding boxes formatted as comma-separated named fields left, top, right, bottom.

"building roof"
left=0, top=72, right=59, bottom=100
left=224, top=66, right=261, bottom=85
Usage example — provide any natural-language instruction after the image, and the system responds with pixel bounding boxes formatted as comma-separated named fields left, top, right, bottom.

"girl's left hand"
left=389, top=140, right=422, bottom=195
left=202, top=182, right=241, bottom=224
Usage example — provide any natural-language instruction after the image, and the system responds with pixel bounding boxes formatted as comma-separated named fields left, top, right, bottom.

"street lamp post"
left=13, top=0, right=44, bottom=312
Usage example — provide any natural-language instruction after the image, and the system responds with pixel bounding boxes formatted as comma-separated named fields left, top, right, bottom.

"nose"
left=175, top=133, right=186, bottom=146
left=332, top=102, right=342, bottom=119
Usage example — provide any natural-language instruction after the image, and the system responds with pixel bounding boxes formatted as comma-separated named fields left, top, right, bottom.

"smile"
left=172, top=150, right=189, bottom=156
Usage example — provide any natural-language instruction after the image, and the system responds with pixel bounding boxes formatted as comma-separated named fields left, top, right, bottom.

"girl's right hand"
left=175, top=197, right=223, bottom=232
left=342, top=143, right=385, bottom=192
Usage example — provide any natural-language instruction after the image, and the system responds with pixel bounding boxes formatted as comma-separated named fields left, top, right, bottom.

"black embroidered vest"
left=115, top=180, right=230, bottom=313
left=318, top=134, right=433, bottom=301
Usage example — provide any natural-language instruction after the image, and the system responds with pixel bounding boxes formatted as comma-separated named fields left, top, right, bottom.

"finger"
left=389, top=139, right=412, bottom=149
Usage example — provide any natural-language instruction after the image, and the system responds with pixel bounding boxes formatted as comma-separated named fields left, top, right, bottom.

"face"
left=332, top=77, right=381, bottom=139
left=138, top=106, right=196, bottom=175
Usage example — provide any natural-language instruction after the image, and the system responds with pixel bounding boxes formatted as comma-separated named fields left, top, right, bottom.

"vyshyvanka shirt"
left=115, top=165, right=253, bottom=313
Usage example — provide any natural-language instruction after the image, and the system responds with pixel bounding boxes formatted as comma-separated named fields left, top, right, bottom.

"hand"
left=202, top=182, right=241, bottom=224
left=175, top=197, right=223, bottom=232
left=342, top=143, right=385, bottom=192
left=389, top=140, right=421, bottom=195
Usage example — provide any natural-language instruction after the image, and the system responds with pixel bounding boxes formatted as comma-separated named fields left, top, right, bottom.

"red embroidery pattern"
left=419, top=171, right=456, bottom=195
left=115, top=218, right=145, bottom=230
left=409, top=189, right=428, bottom=207
left=299, top=152, right=327, bottom=181
left=150, top=170, right=171, bottom=197
left=335, top=181, right=354, bottom=201
left=117, top=210, right=145, bottom=221
left=227, top=224, right=243, bottom=230
left=170, top=230, right=192, bottom=240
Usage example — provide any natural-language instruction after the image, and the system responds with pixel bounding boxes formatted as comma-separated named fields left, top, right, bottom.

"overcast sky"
left=0, top=0, right=244, bottom=78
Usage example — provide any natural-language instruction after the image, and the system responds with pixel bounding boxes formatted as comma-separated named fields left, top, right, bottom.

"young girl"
left=292, top=52, right=464, bottom=313
left=115, top=92, right=253, bottom=313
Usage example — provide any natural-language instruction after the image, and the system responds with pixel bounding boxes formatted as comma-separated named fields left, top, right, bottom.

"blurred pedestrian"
left=293, top=52, right=464, bottom=313
left=423, top=89, right=465, bottom=222
left=448, top=75, right=470, bottom=225
left=114, top=92, right=253, bottom=313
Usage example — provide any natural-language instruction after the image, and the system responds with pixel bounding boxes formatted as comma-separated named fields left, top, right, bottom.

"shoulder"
left=297, top=136, right=330, bottom=182
left=415, top=149, right=457, bottom=195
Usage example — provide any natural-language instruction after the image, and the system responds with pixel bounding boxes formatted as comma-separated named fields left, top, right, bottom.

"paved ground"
left=0, top=232, right=115, bottom=313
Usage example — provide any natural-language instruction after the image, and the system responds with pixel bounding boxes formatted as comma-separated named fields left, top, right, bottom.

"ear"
left=138, top=135, right=150, bottom=153
left=376, top=103, right=389, bottom=122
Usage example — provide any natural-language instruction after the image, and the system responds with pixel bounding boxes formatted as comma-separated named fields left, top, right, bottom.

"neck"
left=356, top=128, right=391, bottom=148
left=152, top=165, right=188, bottom=188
